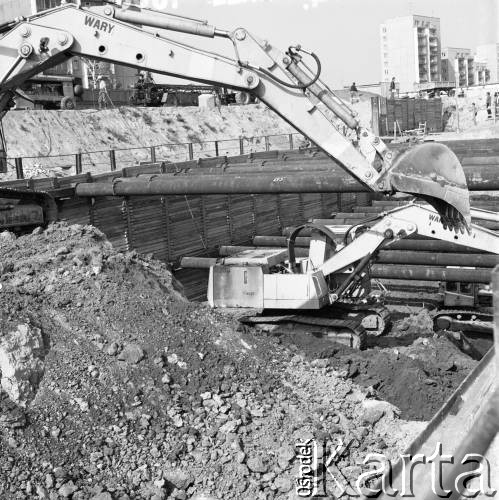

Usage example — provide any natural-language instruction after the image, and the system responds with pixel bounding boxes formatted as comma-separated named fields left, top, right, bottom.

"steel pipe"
left=168, top=162, right=341, bottom=175
left=470, top=208, right=499, bottom=223
left=331, top=218, right=499, bottom=230
left=75, top=173, right=499, bottom=197
left=253, top=236, right=311, bottom=247
left=180, top=165, right=499, bottom=191
left=220, top=244, right=497, bottom=267
left=180, top=258, right=493, bottom=282
left=376, top=251, right=499, bottom=268
left=75, top=157, right=499, bottom=197
left=252, top=235, right=488, bottom=254
left=283, top=219, right=499, bottom=236
left=371, top=265, right=492, bottom=283
left=387, top=239, right=490, bottom=254
left=180, top=257, right=218, bottom=269
left=75, top=173, right=365, bottom=197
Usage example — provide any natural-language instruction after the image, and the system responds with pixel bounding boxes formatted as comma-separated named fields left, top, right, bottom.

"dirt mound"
left=276, top=312, right=477, bottom=421
left=1, top=105, right=295, bottom=179
left=337, top=336, right=475, bottom=421
left=0, top=223, right=426, bottom=499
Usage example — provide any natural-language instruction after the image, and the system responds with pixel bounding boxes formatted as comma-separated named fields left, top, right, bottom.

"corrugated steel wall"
left=55, top=191, right=364, bottom=265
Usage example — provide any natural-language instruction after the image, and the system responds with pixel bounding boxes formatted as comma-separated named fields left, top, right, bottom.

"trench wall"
left=3, top=137, right=499, bottom=300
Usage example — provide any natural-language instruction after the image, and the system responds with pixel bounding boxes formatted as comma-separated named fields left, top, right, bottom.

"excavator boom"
left=202, top=203, right=498, bottom=311
left=0, top=2, right=470, bottom=228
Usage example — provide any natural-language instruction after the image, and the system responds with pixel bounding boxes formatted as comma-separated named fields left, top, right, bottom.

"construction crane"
left=0, top=1, right=495, bottom=346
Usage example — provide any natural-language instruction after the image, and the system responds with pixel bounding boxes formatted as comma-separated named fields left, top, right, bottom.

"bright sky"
left=151, top=0, right=496, bottom=88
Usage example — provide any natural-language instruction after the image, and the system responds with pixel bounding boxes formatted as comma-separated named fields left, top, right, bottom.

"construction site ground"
left=0, top=223, right=482, bottom=500
left=1, top=102, right=498, bottom=499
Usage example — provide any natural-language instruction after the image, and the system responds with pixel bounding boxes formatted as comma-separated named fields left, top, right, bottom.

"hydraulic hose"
left=343, top=213, right=386, bottom=246
left=258, top=47, right=321, bottom=90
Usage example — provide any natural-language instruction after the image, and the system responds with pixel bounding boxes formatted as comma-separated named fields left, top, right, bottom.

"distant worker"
left=390, top=77, right=397, bottom=99
left=135, top=73, right=147, bottom=105
left=471, top=102, right=477, bottom=125
left=486, top=92, right=492, bottom=119
left=350, top=82, right=358, bottom=104
left=136, top=73, right=145, bottom=89
left=97, top=76, right=108, bottom=110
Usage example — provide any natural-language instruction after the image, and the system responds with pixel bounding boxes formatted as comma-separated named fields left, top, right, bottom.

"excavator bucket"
left=387, top=142, right=471, bottom=232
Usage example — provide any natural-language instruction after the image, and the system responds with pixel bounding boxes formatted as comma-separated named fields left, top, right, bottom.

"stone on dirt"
left=361, top=399, right=398, bottom=425
left=0, top=323, right=45, bottom=407
left=246, top=455, right=268, bottom=474
left=90, top=493, right=113, bottom=500
left=396, top=309, right=434, bottom=335
left=164, top=470, right=193, bottom=490
left=117, top=343, right=145, bottom=364
left=0, top=222, right=478, bottom=499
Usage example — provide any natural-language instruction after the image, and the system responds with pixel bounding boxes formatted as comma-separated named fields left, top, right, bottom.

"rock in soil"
left=0, top=223, right=474, bottom=499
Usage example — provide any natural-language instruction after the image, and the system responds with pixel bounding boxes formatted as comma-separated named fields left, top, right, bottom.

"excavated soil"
left=1, top=98, right=374, bottom=179
left=1, top=105, right=295, bottom=180
left=268, top=310, right=477, bottom=422
left=0, top=224, right=476, bottom=499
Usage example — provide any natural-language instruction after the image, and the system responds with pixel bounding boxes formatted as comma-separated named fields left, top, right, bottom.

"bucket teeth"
left=385, top=143, right=471, bottom=232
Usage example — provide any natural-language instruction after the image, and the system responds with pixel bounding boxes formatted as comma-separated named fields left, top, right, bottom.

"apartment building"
left=476, top=44, right=499, bottom=83
left=473, top=61, right=490, bottom=85
left=441, top=48, right=475, bottom=87
left=380, top=15, right=444, bottom=94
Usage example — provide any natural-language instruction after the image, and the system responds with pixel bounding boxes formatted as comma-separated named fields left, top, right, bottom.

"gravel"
left=0, top=223, right=475, bottom=499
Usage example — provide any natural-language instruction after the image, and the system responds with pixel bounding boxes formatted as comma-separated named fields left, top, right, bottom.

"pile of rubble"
left=0, top=223, right=476, bottom=499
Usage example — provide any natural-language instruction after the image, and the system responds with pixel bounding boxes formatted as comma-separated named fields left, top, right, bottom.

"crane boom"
left=0, top=2, right=470, bottom=230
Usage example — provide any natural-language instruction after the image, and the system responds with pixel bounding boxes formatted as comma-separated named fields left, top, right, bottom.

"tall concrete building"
left=475, top=44, right=499, bottom=83
left=496, top=0, right=499, bottom=43
left=441, top=48, right=475, bottom=87
left=474, top=61, right=490, bottom=85
left=380, top=15, right=444, bottom=94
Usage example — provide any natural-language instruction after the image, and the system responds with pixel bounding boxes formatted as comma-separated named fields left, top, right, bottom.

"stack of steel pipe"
left=245, top=202, right=499, bottom=283
left=75, top=144, right=499, bottom=197
left=180, top=196, right=499, bottom=285
left=72, top=143, right=499, bottom=287
left=75, top=168, right=499, bottom=197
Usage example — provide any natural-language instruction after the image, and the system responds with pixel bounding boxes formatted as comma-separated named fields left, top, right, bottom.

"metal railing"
left=8, top=132, right=306, bottom=180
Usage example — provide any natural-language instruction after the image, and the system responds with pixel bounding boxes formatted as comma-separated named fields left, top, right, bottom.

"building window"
left=36, top=0, right=81, bottom=10
left=36, top=0, right=101, bottom=10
